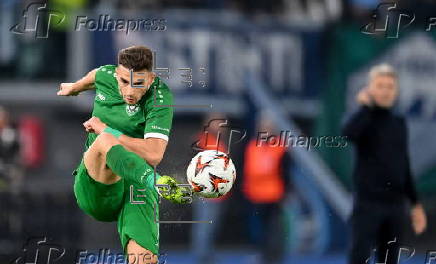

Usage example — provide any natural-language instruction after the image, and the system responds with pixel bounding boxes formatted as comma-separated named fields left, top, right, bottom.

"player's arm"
left=83, top=117, right=168, bottom=166
left=118, top=136, right=167, bottom=167
left=123, top=100, right=173, bottom=166
left=57, top=69, right=97, bottom=96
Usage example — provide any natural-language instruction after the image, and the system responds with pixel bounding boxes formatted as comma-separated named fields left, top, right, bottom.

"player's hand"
left=411, top=203, right=427, bottom=235
left=57, top=83, right=79, bottom=96
left=83, top=116, right=107, bottom=134
left=356, top=88, right=373, bottom=106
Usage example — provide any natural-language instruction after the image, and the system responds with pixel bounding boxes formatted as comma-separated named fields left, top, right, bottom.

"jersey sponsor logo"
left=126, top=104, right=141, bottom=116
left=96, top=92, right=106, bottom=101
left=151, top=125, right=170, bottom=132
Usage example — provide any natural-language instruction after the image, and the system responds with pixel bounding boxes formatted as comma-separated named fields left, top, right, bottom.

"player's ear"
left=146, top=72, right=155, bottom=88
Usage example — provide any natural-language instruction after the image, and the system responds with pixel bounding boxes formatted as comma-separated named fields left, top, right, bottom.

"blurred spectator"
left=242, top=112, right=291, bottom=264
left=0, top=106, right=21, bottom=190
left=342, top=64, right=426, bottom=264
left=191, top=113, right=230, bottom=264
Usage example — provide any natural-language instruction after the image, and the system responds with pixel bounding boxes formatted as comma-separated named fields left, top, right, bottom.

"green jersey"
left=85, top=64, right=174, bottom=150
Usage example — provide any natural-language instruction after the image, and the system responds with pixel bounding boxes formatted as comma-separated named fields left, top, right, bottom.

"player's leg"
left=94, top=133, right=191, bottom=259
left=83, top=133, right=121, bottom=184
left=73, top=133, right=124, bottom=222
left=85, top=132, right=168, bottom=189
left=96, top=133, right=154, bottom=185
left=96, top=136, right=162, bottom=260
left=126, top=239, right=158, bottom=264
left=94, top=132, right=190, bottom=203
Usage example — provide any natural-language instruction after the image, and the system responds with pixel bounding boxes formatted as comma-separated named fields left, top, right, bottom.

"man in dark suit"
left=343, top=64, right=427, bottom=264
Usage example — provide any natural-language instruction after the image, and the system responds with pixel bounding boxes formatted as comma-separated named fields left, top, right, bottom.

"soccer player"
left=58, top=46, right=186, bottom=264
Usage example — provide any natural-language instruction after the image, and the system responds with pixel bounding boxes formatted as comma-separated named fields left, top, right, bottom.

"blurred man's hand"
left=356, top=88, right=373, bottom=106
left=411, top=203, right=427, bottom=235
left=57, top=83, right=79, bottom=96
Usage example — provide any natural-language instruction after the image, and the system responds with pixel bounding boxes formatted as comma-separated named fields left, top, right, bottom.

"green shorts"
left=73, top=159, right=124, bottom=222
left=76, top=144, right=160, bottom=255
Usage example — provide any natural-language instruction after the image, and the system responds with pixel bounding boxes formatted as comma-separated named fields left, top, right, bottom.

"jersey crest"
left=126, top=104, right=141, bottom=116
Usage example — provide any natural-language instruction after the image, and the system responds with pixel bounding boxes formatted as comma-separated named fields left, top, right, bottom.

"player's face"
left=368, top=75, right=398, bottom=108
left=115, top=65, right=155, bottom=105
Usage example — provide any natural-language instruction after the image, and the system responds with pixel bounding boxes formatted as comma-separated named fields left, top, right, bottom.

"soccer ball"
left=186, top=150, right=236, bottom=198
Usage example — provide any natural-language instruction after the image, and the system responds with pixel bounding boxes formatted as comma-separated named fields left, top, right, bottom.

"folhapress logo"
left=11, top=237, right=65, bottom=264
left=361, top=3, right=415, bottom=38
left=10, top=2, right=65, bottom=39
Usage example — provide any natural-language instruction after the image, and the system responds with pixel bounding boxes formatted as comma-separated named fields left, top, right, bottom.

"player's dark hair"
left=118, top=46, right=153, bottom=71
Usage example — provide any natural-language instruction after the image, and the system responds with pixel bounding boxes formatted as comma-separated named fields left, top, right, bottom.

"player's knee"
left=126, top=240, right=158, bottom=264
left=127, top=253, right=157, bottom=264
left=95, top=133, right=119, bottom=154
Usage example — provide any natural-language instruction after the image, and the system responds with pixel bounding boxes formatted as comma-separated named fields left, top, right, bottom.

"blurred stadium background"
left=2, top=0, right=436, bottom=263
